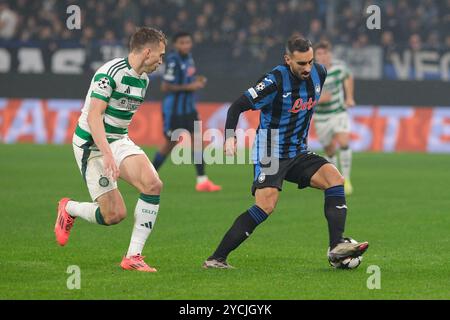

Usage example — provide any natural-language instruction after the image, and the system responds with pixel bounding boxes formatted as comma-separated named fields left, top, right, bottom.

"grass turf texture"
left=0, top=144, right=449, bottom=300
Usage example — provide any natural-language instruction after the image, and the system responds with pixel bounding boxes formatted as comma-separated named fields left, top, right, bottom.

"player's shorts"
left=251, top=151, right=329, bottom=196
left=72, top=135, right=145, bottom=201
left=163, top=111, right=199, bottom=139
left=314, top=111, right=351, bottom=147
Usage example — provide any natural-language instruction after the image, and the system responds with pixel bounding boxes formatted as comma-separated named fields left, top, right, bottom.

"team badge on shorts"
left=258, top=173, right=266, bottom=183
left=99, top=176, right=110, bottom=187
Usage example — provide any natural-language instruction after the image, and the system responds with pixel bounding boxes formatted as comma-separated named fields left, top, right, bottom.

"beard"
left=300, top=71, right=311, bottom=79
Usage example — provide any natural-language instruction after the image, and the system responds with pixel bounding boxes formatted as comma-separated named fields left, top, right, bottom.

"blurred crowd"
left=1, top=0, right=449, bottom=64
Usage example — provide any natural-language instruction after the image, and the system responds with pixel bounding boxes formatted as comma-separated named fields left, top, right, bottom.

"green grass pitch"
left=0, top=144, right=449, bottom=299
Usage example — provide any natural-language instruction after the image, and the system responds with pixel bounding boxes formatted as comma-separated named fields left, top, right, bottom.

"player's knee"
left=255, top=189, right=278, bottom=214
left=329, top=174, right=345, bottom=188
left=142, top=177, right=163, bottom=195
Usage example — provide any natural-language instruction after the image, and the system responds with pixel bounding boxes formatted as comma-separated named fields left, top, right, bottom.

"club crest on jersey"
left=315, top=84, right=321, bottom=94
left=258, top=173, right=266, bottom=183
left=99, top=176, right=110, bottom=187
left=255, top=82, right=265, bottom=92
left=288, top=98, right=317, bottom=113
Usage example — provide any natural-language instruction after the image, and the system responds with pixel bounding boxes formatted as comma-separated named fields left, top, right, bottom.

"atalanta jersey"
left=162, top=51, right=197, bottom=128
left=244, top=63, right=327, bottom=161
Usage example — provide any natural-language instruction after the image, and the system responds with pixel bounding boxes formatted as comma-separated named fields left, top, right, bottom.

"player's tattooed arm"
left=87, top=98, right=120, bottom=181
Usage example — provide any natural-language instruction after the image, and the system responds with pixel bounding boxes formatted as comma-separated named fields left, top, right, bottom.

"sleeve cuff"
left=90, top=92, right=110, bottom=103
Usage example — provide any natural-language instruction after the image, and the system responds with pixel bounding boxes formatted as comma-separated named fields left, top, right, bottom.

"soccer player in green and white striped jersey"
left=54, top=27, right=167, bottom=272
left=314, top=41, right=355, bottom=195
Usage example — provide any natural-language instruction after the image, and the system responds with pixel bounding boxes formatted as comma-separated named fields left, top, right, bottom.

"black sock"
left=210, top=205, right=268, bottom=260
left=324, top=185, right=347, bottom=249
left=152, top=152, right=167, bottom=171
left=195, top=163, right=205, bottom=176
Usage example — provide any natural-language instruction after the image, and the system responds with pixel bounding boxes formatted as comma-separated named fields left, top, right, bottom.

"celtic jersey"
left=74, top=57, right=149, bottom=146
left=315, top=60, right=351, bottom=116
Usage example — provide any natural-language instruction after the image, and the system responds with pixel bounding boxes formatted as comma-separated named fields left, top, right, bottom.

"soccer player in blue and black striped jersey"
left=152, top=32, right=221, bottom=192
left=203, top=37, right=369, bottom=269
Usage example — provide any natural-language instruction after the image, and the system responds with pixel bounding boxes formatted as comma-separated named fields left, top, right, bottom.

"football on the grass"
left=328, top=237, right=363, bottom=270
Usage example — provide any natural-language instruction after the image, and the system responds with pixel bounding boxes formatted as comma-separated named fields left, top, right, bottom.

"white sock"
left=196, top=175, right=208, bottom=184
left=339, top=148, right=352, bottom=180
left=325, top=155, right=338, bottom=168
left=126, top=195, right=160, bottom=257
left=66, top=201, right=103, bottom=224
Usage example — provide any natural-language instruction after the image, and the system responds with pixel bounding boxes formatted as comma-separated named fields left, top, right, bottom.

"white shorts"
left=72, top=136, right=145, bottom=201
left=314, top=111, right=351, bottom=147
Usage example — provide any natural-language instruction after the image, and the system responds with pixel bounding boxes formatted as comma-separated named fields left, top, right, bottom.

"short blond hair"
left=129, top=27, right=167, bottom=52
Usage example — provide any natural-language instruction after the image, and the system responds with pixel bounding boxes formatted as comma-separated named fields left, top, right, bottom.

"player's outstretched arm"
left=87, top=98, right=119, bottom=181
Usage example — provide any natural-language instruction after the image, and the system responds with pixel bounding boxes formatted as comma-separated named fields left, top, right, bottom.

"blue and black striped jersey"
left=244, top=63, right=327, bottom=161
left=161, top=51, right=197, bottom=126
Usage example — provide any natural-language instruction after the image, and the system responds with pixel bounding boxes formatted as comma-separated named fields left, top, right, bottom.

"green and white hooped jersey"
left=74, top=57, right=149, bottom=147
left=315, top=60, right=351, bottom=116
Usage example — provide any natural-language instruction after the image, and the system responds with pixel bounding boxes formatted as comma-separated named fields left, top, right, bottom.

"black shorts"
left=251, top=152, right=329, bottom=195
left=163, top=111, right=199, bottom=139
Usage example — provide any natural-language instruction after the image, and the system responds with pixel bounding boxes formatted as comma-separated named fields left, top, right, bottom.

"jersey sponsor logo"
left=126, top=102, right=140, bottom=111
left=187, top=66, right=196, bottom=77
left=119, top=96, right=141, bottom=111
left=288, top=98, right=317, bottom=113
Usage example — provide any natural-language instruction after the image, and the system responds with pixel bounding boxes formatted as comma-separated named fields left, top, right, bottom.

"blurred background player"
left=314, top=41, right=355, bottom=195
left=152, top=32, right=221, bottom=192
left=54, top=27, right=167, bottom=273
